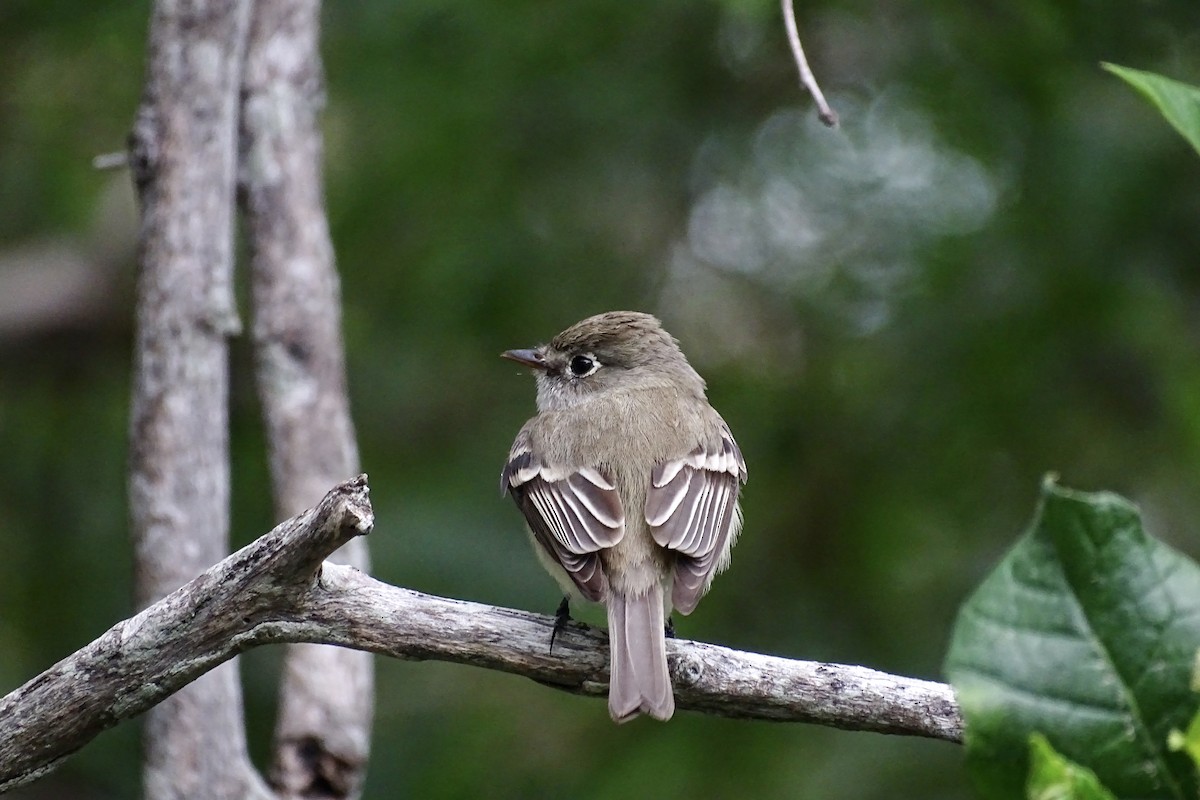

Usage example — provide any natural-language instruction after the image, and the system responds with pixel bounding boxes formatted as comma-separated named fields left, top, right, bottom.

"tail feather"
left=607, top=585, right=674, bottom=722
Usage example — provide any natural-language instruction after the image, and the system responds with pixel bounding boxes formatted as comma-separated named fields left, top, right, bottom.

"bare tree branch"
left=0, top=478, right=373, bottom=795
left=126, top=0, right=258, bottom=797
left=238, top=2, right=373, bottom=797
left=0, top=478, right=963, bottom=793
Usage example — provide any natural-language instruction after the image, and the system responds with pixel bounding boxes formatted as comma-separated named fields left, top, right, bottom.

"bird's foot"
left=665, top=615, right=676, bottom=639
left=550, top=596, right=572, bottom=654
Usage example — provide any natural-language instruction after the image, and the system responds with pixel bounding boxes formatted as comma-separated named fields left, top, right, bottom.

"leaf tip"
left=1037, top=477, right=1140, bottom=519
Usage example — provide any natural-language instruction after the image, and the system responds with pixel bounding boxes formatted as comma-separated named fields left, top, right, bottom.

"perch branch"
left=0, top=477, right=962, bottom=793
left=295, top=576, right=962, bottom=740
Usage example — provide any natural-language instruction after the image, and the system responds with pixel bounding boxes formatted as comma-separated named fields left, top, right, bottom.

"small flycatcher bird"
left=500, top=311, right=747, bottom=722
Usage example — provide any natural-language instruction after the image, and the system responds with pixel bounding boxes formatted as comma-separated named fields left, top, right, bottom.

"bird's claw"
left=550, top=596, right=572, bottom=654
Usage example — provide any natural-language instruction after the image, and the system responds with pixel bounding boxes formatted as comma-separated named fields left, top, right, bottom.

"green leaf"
left=945, top=477, right=1200, bottom=799
left=1028, top=733, right=1118, bottom=800
left=1166, top=710, right=1200, bottom=774
left=1102, top=63, right=1200, bottom=157
left=1166, top=650, right=1200, bottom=772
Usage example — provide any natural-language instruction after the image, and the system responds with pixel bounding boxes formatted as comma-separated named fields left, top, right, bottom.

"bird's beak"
left=500, top=348, right=549, bottom=370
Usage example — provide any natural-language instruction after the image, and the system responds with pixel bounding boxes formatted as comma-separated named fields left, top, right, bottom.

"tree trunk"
left=240, top=2, right=374, bottom=796
left=128, top=1, right=266, bottom=797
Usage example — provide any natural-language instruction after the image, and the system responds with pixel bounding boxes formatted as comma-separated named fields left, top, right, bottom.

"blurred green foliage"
left=1026, top=734, right=1117, bottom=800
left=1, top=1, right=1199, bottom=797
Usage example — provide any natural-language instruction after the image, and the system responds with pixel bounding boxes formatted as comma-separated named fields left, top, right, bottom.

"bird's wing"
left=645, top=424, right=747, bottom=614
left=502, top=429, right=625, bottom=602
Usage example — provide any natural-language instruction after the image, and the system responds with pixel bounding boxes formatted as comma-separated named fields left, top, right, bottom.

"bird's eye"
left=569, top=354, right=599, bottom=377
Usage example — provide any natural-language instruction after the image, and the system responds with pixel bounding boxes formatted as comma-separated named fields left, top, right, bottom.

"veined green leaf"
left=946, top=478, right=1200, bottom=799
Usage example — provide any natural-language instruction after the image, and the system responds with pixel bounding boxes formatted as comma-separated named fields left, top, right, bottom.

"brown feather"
left=607, top=585, right=674, bottom=722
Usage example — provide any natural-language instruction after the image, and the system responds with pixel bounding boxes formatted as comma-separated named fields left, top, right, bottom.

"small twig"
left=91, top=151, right=129, bottom=171
left=781, top=0, right=838, bottom=127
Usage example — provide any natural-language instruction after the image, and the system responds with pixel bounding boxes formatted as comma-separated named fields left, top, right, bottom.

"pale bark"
left=0, top=478, right=372, bottom=794
left=0, top=478, right=963, bottom=793
left=127, top=0, right=261, bottom=798
left=238, top=2, right=372, bottom=796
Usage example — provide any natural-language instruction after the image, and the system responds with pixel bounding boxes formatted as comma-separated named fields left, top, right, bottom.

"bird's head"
left=501, top=311, right=705, bottom=411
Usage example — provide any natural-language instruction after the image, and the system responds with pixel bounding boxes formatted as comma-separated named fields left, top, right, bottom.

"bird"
left=500, top=311, right=747, bottom=722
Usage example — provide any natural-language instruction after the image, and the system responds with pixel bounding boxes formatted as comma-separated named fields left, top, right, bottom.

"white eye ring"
left=568, top=353, right=601, bottom=378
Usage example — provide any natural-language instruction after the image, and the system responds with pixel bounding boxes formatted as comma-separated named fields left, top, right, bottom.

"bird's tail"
left=606, top=584, right=674, bottom=722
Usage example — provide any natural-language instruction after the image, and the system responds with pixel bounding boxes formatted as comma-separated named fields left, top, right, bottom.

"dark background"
left=2, top=1, right=1199, bottom=797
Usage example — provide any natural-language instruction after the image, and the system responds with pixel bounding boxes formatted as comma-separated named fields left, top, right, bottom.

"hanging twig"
left=781, top=0, right=838, bottom=127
